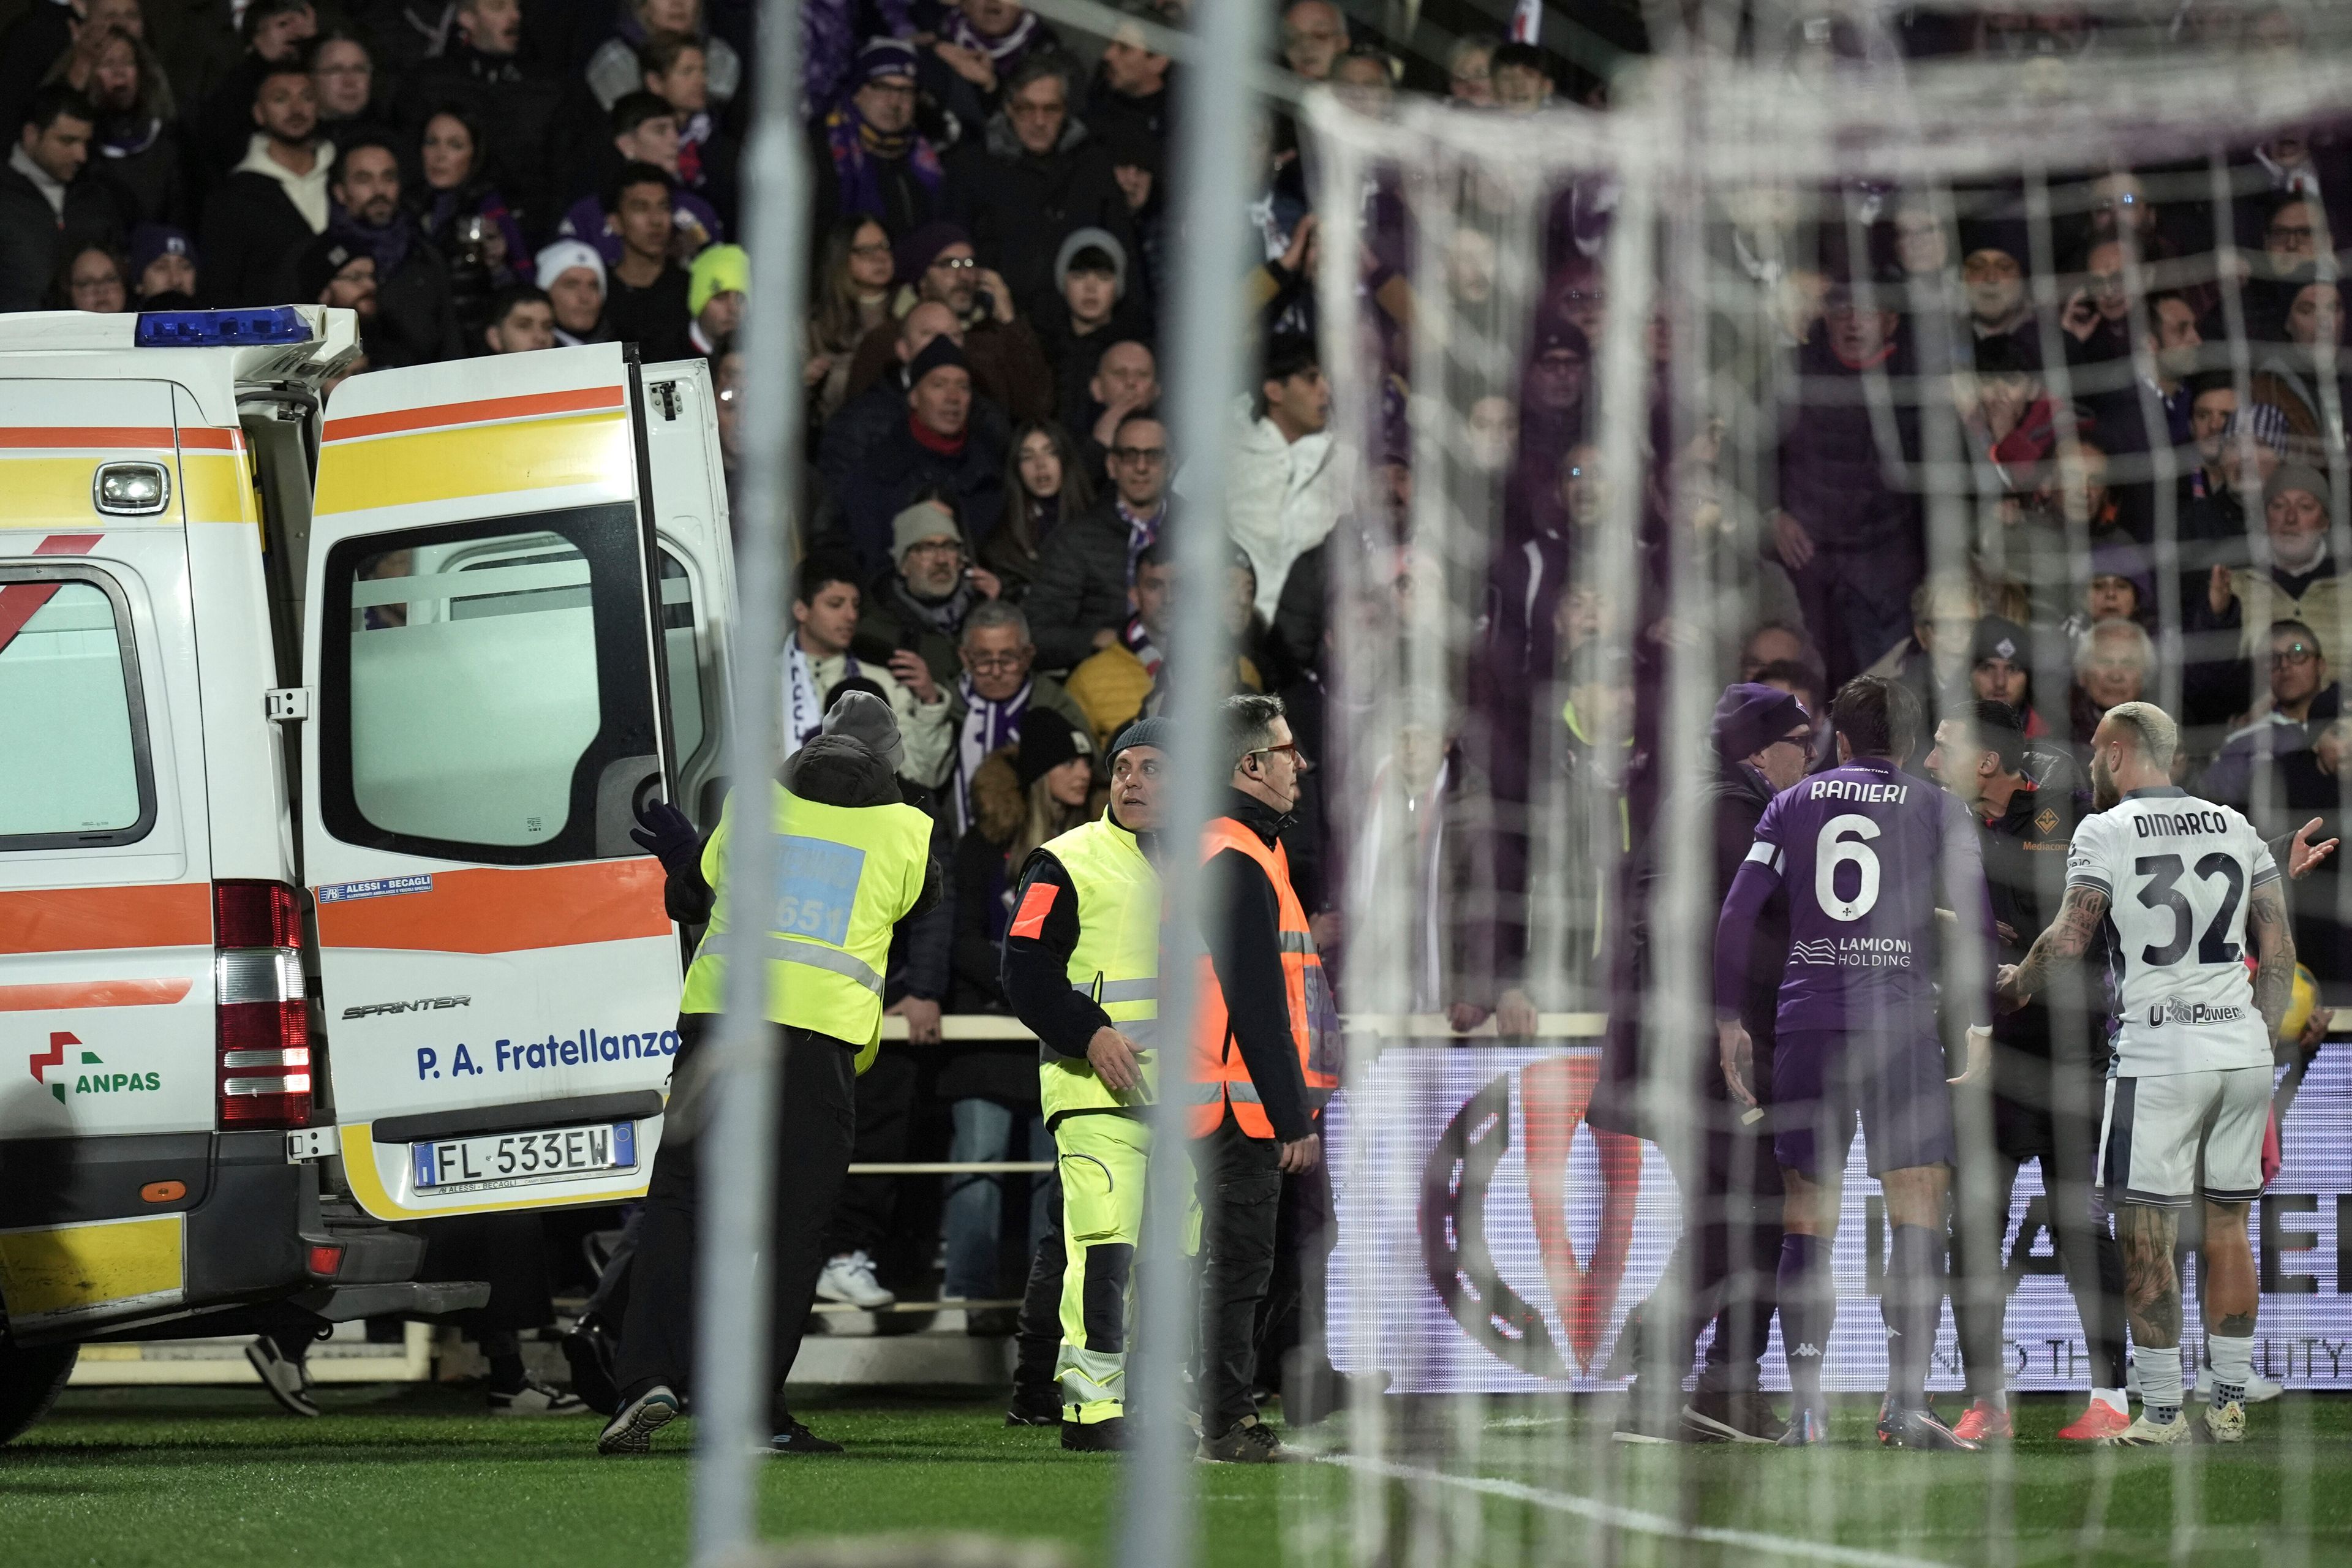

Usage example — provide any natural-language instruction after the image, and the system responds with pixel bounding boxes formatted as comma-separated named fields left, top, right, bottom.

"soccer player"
left=1999, top=701, right=2296, bottom=1445
left=1925, top=700, right=2130, bottom=1442
left=1714, top=676, right=1995, bottom=1449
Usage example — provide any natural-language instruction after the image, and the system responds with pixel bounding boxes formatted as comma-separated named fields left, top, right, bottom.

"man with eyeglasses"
left=945, top=52, right=1134, bottom=314
left=940, top=599, right=1093, bottom=834
left=858, top=498, right=1001, bottom=692
left=1027, top=410, right=1171, bottom=669
left=812, top=38, right=945, bottom=241
left=1189, top=693, right=1331, bottom=1462
left=2199, top=621, right=2340, bottom=814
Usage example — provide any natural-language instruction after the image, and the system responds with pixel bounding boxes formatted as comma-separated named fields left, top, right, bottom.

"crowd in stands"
left=2, top=0, right=2345, bottom=1338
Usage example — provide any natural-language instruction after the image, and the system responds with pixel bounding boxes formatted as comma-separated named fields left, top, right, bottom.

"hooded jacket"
left=1224, top=405, right=1343, bottom=622
left=658, top=736, right=943, bottom=929
left=200, top=135, right=333, bottom=306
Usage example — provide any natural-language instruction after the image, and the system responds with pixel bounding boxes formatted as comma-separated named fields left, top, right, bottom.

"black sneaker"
left=489, top=1381, right=586, bottom=1416
left=597, top=1385, right=679, bottom=1455
left=244, top=1336, right=319, bottom=1419
left=561, top=1313, right=622, bottom=1417
left=1061, top=1417, right=1129, bottom=1452
left=1614, top=1381, right=1704, bottom=1445
left=1682, top=1387, right=1784, bottom=1444
left=769, top=1418, right=844, bottom=1454
left=1876, top=1404, right=1980, bottom=1452
left=1199, top=1414, right=1295, bottom=1463
left=1006, top=1382, right=1062, bottom=1427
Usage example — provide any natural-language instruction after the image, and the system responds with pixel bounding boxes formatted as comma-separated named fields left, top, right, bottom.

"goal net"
left=1292, top=8, right=2352, bottom=1561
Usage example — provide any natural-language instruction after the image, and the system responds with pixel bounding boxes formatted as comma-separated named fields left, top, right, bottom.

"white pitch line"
left=1317, top=1453, right=1954, bottom=1568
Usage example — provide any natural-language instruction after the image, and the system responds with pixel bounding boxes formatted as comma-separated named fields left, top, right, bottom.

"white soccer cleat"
left=2107, top=1409, right=2195, bottom=1447
left=816, top=1250, right=896, bottom=1309
left=2204, top=1398, right=2247, bottom=1444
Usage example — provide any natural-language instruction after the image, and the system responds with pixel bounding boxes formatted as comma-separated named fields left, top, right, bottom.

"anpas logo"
left=2149, top=997, right=2247, bottom=1027
left=27, top=1031, right=160, bottom=1103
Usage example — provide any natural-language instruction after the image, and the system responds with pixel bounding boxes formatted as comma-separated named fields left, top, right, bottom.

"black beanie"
left=1016, top=706, right=1088, bottom=788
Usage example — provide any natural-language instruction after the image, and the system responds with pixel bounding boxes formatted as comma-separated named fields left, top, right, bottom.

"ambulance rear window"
left=0, top=568, right=156, bottom=848
left=317, top=503, right=662, bottom=865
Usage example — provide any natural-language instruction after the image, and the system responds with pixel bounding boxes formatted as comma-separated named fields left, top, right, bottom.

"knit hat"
left=1108, top=715, right=1173, bottom=762
left=2225, top=402, right=2291, bottom=456
left=2264, top=461, right=2331, bottom=513
left=907, top=334, right=971, bottom=388
left=821, top=687, right=905, bottom=772
left=1711, top=682, right=1809, bottom=764
left=891, top=500, right=961, bottom=562
left=295, top=234, right=369, bottom=303
left=1969, top=614, right=2030, bottom=667
left=127, top=223, right=195, bottom=281
left=534, top=238, right=606, bottom=295
left=856, top=36, right=921, bottom=84
left=1956, top=214, right=2031, bottom=270
left=1016, top=706, right=1090, bottom=788
left=688, top=243, right=749, bottom=317
left=893, top=221, right=971, bottom=286
left=1054, top=227, right=1127, bottom=299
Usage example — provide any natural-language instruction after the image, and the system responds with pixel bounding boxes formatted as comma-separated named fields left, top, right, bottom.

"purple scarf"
left=823, top=99, right=944, bottom=222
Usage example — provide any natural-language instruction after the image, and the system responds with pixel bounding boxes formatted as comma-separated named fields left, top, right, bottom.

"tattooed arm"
left=1997, top=883, right=2108, bottom=1007
left=2248, top=875, right=2297, bottom=1051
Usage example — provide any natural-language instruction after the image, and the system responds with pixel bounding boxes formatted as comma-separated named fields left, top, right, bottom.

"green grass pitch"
left=7, top=1386, right=2349, bottom=1566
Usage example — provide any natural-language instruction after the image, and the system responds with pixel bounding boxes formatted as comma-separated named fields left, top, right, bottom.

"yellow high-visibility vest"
left=680, top=783, right=932, bottom=1069
left=1036, top=814, right=1160, bottom=1125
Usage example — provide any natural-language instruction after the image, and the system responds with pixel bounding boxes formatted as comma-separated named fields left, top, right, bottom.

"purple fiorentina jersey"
left=1744, top=755, right=1988, bottom=1036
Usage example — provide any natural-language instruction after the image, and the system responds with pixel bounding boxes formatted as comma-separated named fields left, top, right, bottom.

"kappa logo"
left=1790, top=1342, right=1823, bottom=1359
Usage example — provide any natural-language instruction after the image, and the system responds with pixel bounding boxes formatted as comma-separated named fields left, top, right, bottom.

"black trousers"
left=614, top=1014, right=859, bottom=1424
left=824, top=1040, right=918, bottom=1265
left=1012, top=1196, right=1067, bottom=1392
left=1630, top=1112, right=1784, bottom=1395
left=1194, top=1107, right=1283, bottom=1435
left=1951, top=1059, right=2128, bottom=1396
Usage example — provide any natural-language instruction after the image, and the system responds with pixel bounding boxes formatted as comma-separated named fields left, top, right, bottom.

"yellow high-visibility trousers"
left=1054, top=1112, right=1150, bottom=1425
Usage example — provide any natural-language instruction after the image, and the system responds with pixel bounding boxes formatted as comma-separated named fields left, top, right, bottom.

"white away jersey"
left=2065, top=788, right=2279, bottom=1077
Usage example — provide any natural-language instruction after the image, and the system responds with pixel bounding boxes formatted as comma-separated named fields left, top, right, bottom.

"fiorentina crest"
left=1418, top=1055, right=1643, bottom=1378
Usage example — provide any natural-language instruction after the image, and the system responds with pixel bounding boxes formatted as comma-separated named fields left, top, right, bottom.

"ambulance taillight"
left=214, top=881, right=311, bottom=1128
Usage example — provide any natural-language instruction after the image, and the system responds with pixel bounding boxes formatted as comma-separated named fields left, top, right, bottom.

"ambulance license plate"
left=411, top=1122, right=637, bottom=1191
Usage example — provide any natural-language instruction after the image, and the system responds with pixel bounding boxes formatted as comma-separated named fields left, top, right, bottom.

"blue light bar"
left=134, top=307, right=312, bottom=349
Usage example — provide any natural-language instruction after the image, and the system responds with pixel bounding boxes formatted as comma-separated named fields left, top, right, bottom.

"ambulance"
left=0, top=306, right=736, bottom=1442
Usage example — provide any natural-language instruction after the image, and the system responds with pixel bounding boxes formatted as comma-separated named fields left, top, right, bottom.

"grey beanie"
left=1054, top=226, right=1128, bottom=300
left=2264, top=462, right=2331, bottom=514
left=1108, top=714, right=1173, bottom=761
left=822, top=688, right=905, bottom=773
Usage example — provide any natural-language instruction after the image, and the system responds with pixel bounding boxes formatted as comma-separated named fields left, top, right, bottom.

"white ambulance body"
left=0, top=306, right=734, bottom=1439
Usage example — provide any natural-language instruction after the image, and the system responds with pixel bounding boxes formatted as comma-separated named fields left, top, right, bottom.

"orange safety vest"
left=1191, top=816, right=1340, bottom=1138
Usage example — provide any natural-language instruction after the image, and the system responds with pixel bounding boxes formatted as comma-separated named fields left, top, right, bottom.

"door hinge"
left=265, top=687, right=311, bottom=722
left=285, top=1126, right=340, bottom=1163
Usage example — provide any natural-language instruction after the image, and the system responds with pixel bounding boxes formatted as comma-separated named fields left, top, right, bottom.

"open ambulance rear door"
left=638, top=358, right=735, bottom=831
left=298, top=345, right=682, bottom=1220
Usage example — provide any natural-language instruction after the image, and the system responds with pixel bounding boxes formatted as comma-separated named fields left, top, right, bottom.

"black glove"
left=630, top=797, right=701, bottom=878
